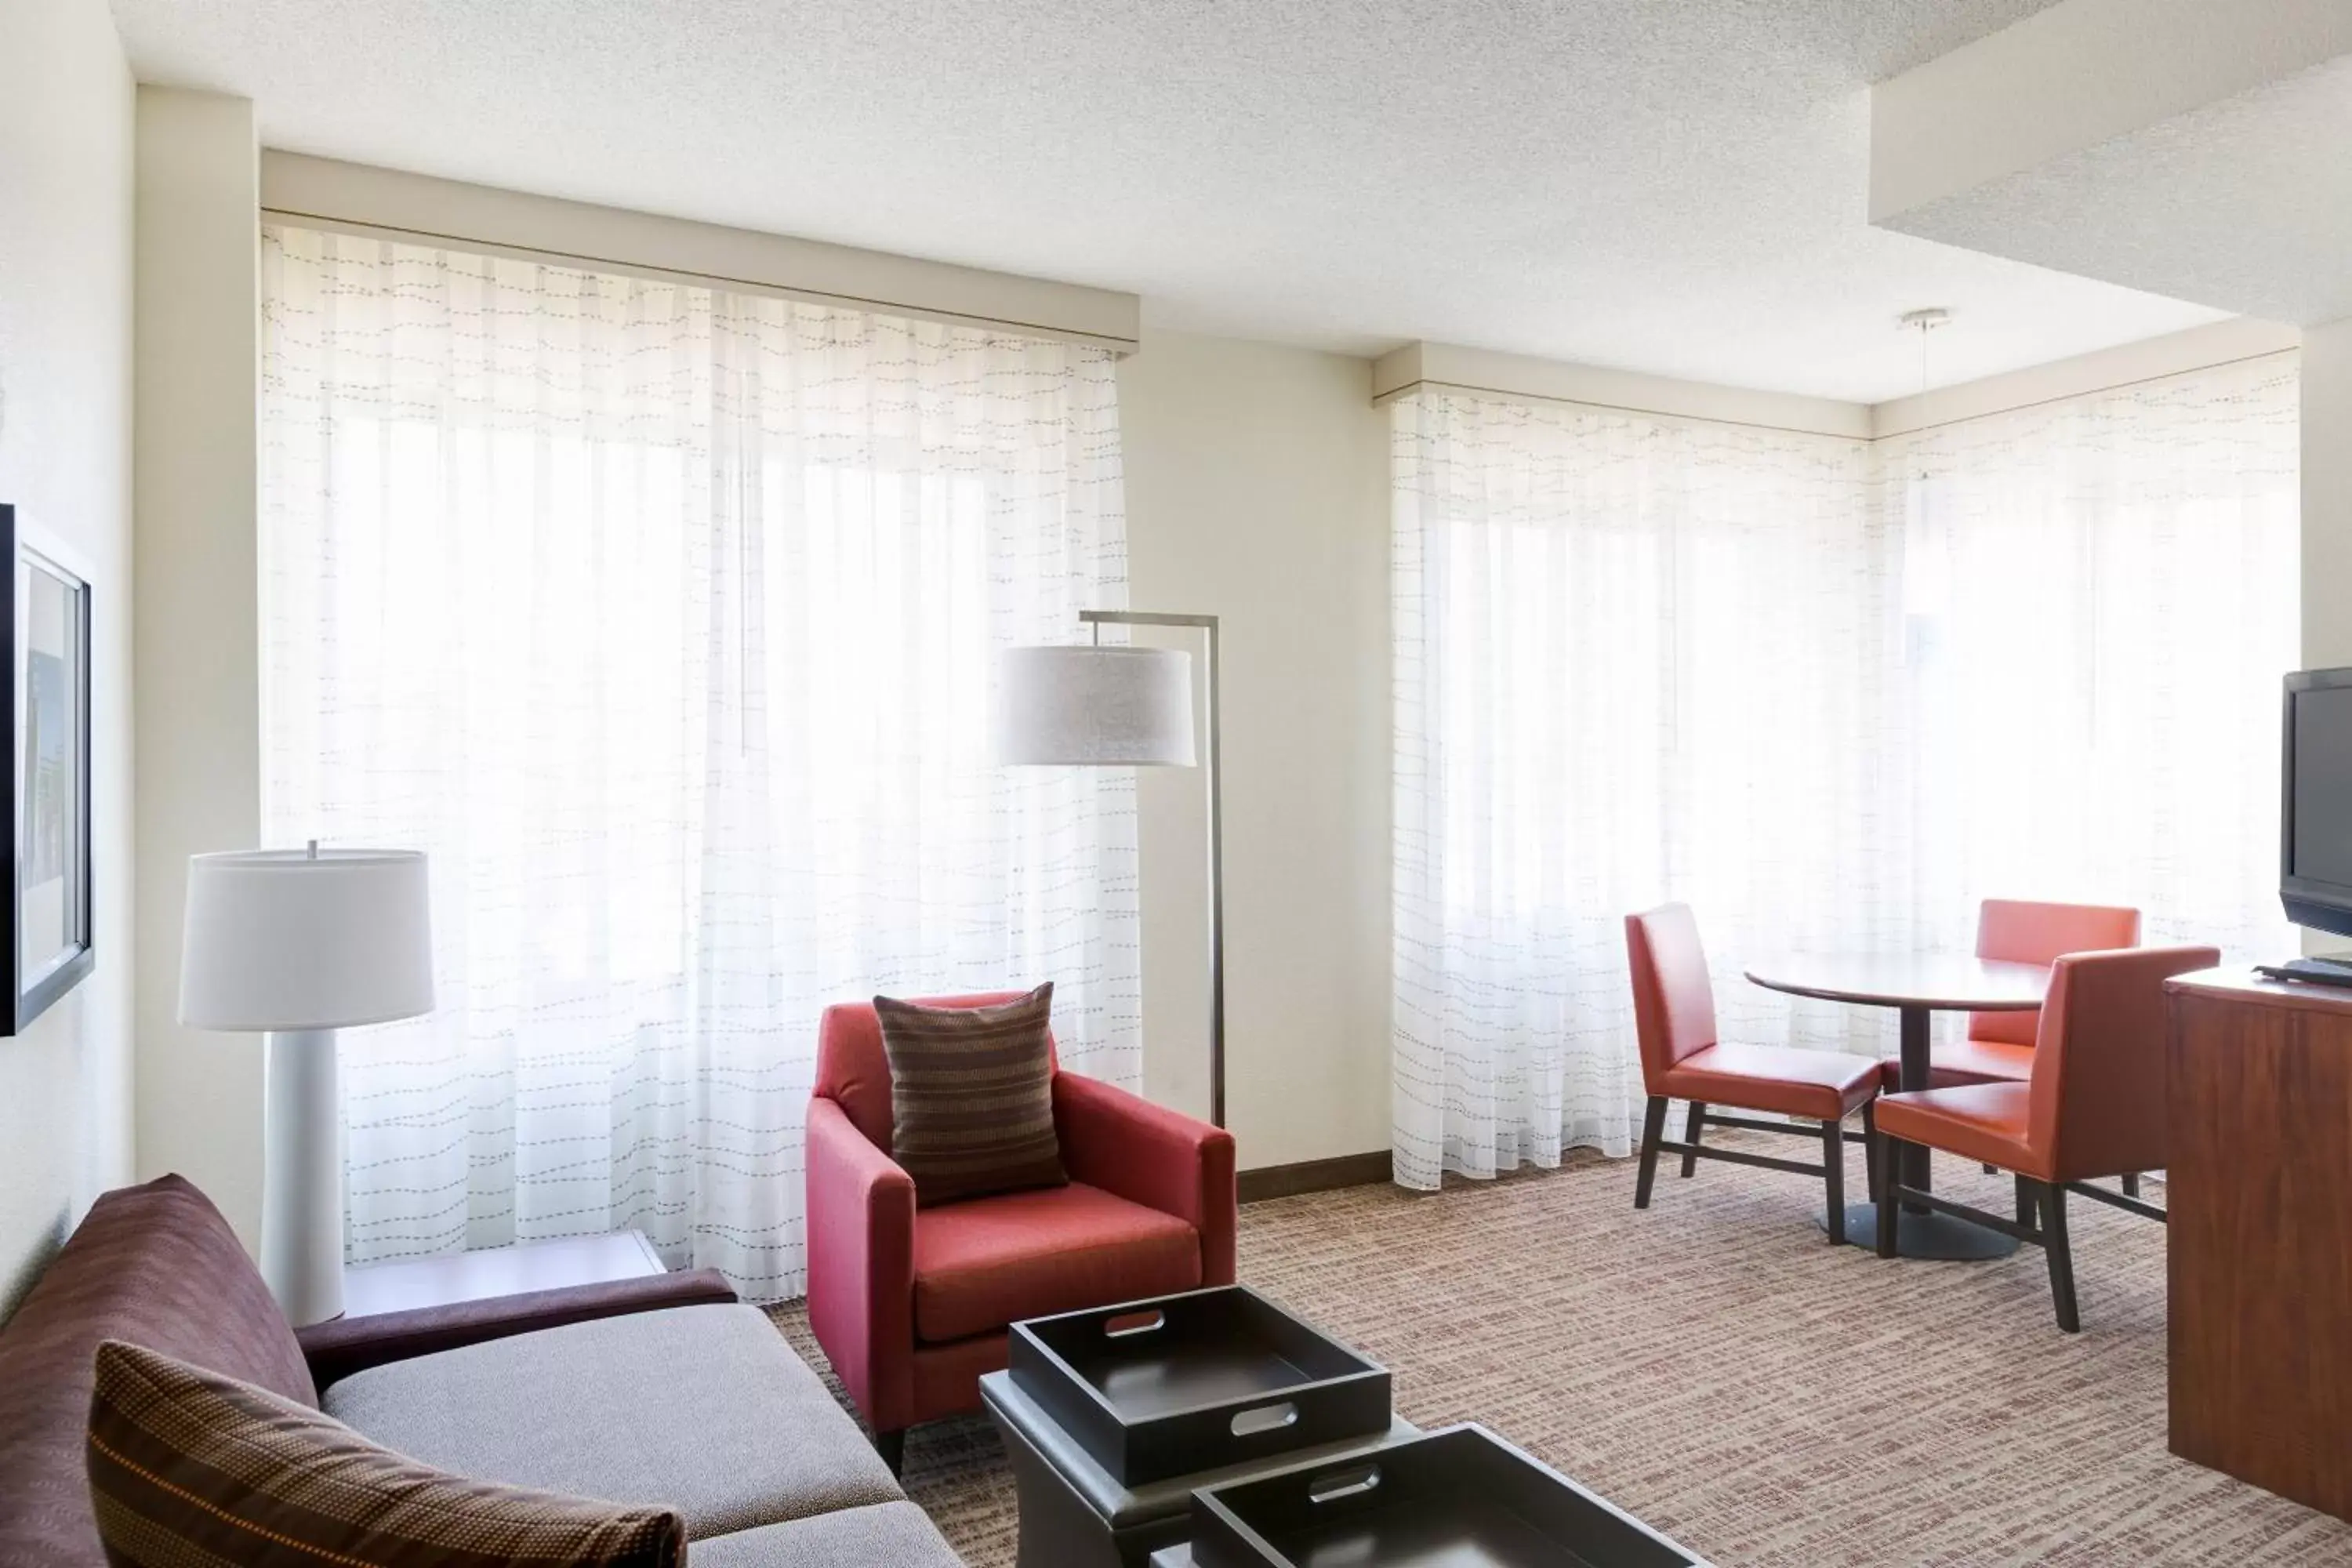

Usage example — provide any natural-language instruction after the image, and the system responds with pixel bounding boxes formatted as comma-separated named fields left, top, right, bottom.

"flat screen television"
left=2282, top=668, right=2352, bottom=944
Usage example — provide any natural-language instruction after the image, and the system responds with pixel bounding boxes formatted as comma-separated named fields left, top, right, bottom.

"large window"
left=261, top=225, right=1138, bottom=1298
left=1886, top=362, right=2300, bottom=960
left=1392, top=358, right=2299, bottom=1189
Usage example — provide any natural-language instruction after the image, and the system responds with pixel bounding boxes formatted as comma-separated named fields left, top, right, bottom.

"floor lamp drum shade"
left=179, top=848, right=434, bottom=1030
left=996, top=615, right=1227, bottom=1127
left=179, top=847, right=433, bottom=1327
left=996, top=645, right=1196, bottom=767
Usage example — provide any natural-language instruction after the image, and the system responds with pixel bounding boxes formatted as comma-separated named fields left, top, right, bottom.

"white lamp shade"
left=179, top=848, right=434, bottom=1031
left=996, top=645, right=1196, bottom=766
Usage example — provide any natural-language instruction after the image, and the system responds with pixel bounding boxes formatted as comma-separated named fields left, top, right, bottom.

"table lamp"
left=179, top=844, right=434, bottom=1325
left=996, top=609, right=1226, bottom=1126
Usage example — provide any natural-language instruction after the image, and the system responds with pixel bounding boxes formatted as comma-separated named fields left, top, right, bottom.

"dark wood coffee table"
left=985, top=1369, right=1414, bottom=1568
left=342, top=1232, right=666, bottom=1319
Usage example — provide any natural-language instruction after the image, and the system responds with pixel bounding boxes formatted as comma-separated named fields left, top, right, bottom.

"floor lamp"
left=179, top=845, right=434, bottom=1326
left=996, top=609, right=1226, bottom=1127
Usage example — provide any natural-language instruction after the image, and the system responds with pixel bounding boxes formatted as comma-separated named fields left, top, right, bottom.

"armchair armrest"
left=805, top=1094, right=918, bottom=1432
left=1054, top=1073, right=1237, bottom=1287
left=298, top=1269, right=736, bottom=1391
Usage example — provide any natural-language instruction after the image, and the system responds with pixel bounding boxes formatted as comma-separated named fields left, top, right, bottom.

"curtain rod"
left=260, top=206, right=1142, bottom=357
left=1376, top=377, right=1870, bottom=442
left=1388, top=344, right=2302, bottom=447
left=1871, top=347, right=2299, bottom=441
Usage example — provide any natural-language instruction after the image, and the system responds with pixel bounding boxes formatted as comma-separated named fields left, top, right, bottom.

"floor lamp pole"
left=1080, top=610, right=1225, bottom=1128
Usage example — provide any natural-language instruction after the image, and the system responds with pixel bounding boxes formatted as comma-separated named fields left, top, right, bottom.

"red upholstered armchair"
left=806, top=993, right=1236, bottom=1468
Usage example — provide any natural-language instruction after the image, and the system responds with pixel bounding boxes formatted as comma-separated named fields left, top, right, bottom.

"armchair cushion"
left=1054, top=1071, right=1238, bottom=1288
left=876, top=983, right=1067, bottom=1207
left=817, top=991, right=1049, bottom=1153
left=911, top=1184, right=1200, bottom=1343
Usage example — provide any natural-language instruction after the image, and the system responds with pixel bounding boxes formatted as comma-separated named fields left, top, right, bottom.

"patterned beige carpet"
left=770, top=1144, right=2352, bottom=1566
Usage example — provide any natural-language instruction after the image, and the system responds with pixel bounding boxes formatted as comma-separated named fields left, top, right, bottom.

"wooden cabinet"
left=2166, top=969, right=2352, bottom=1521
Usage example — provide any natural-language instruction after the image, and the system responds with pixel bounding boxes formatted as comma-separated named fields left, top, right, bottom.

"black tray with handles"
left=1008, top=1285, right=1391, bottom=1487
left=1186, top=1424, right=1708, bottom=1568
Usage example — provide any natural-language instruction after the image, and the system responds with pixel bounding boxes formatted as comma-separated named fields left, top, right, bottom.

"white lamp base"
left=260, top=1028, right=344, bottom=1326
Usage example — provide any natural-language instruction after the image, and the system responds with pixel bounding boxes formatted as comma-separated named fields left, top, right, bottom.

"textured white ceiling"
left=1885, top=52, right=2352, bottom=328
left=108, top=0, right=2228, bottom=402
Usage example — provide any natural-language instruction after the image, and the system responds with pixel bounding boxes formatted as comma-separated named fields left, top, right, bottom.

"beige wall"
left=2302, top=318, right=2350, bottom=957
left=0, top=0, right=137, bottom=1317
left=2304, top=318, right=2352, bottom=669
left=132, top=89, right=264, bottom=1243
left=1119, top=332, right=1393, bottom=1170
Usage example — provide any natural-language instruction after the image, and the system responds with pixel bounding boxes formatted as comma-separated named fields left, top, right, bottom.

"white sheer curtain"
left=1391, top=394, right=1905, bottom=1189
left=1392, top=357, right=2299, bottom=1190
left=1887, top=355, right=2301, bottom=960
left=260, top=224, right=1138, bottom=1300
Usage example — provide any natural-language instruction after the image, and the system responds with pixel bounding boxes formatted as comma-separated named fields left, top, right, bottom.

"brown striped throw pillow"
left=876, top=982, right=1067, bottom=1208
left=85, top=1339, right=685, bottom=1568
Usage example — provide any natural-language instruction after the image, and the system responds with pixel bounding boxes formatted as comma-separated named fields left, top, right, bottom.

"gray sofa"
left=0, top=1174, right=964, bottom=1567
left=321, top=1302, right=960, bottom=1564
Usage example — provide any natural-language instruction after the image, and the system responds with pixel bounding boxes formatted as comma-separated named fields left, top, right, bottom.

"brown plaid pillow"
left=875, top=982, right=1067, bottom=1208
left=85, top=1339, right=685, bottom=1567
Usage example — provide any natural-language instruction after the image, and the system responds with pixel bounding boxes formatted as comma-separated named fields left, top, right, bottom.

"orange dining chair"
left=1872, top=943, right=2217, bottom=1331
left=1626, top=903, right=1882, bottom=1244
left=1891, top=898, right=2143, bottom=1090
left=1889, top=898, right=2144, bottom=1192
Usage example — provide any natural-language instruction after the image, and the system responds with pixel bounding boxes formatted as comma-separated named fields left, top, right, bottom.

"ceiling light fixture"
left=1895, top=308, right=1951, bottom=560
left=1897, top=307, right=1951, bottom=397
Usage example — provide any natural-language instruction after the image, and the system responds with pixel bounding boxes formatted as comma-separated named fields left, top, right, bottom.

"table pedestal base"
left=1820, top=1203, right=2020, bottom=1261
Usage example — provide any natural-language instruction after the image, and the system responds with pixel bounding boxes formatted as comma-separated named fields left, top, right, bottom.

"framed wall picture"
left=2, top=503, right=94, bottom=1033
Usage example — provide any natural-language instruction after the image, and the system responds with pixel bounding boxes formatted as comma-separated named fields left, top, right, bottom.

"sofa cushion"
left=913, top=1181, right=1200, bottom=1343
left=86, top=1339, right=685, bottom=1568
left=321, top=1303, right=902, bottom=1537
left=0, top=1173, right=314, bottom=1568
left=688, top=1503, right=965, bottom=1567
left=877, top=984, right=1067, bottom=1207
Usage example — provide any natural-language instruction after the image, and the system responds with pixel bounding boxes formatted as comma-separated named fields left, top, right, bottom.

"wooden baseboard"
left=1238, top=1150, right=1392, bottom=1203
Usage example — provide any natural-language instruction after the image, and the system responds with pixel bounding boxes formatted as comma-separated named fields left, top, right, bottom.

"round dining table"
left=1744, top=953, right=2053, bottom=1261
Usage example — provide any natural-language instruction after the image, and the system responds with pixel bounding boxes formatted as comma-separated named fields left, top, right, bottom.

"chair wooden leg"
left=1861, top=1102, right=1881, bottom=1204
left=2122, top=1173, right=2141, bottom=1199
left=1679, top=1102, right=1707, bottom=1178
left=2041, top=1181, right=2079, bottom=1334
left=1875, top=1134, right=1901, bottom=1258
left=1821, top=1116, right=1846, bottom=1245
left=876, top=1428, right=906, bottom=1476
left=2014, top=1174, right=2036, bottom=1229
left=1634, top=1095, right=1669, bottom=1210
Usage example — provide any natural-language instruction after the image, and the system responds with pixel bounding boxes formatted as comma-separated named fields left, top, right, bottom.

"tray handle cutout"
left=1230, top=1401, right=1300, bottom=1439
left=1306, top=1463, right=1382, bottom=1504
left=1103, top=1308, right=1166, bottom=1338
